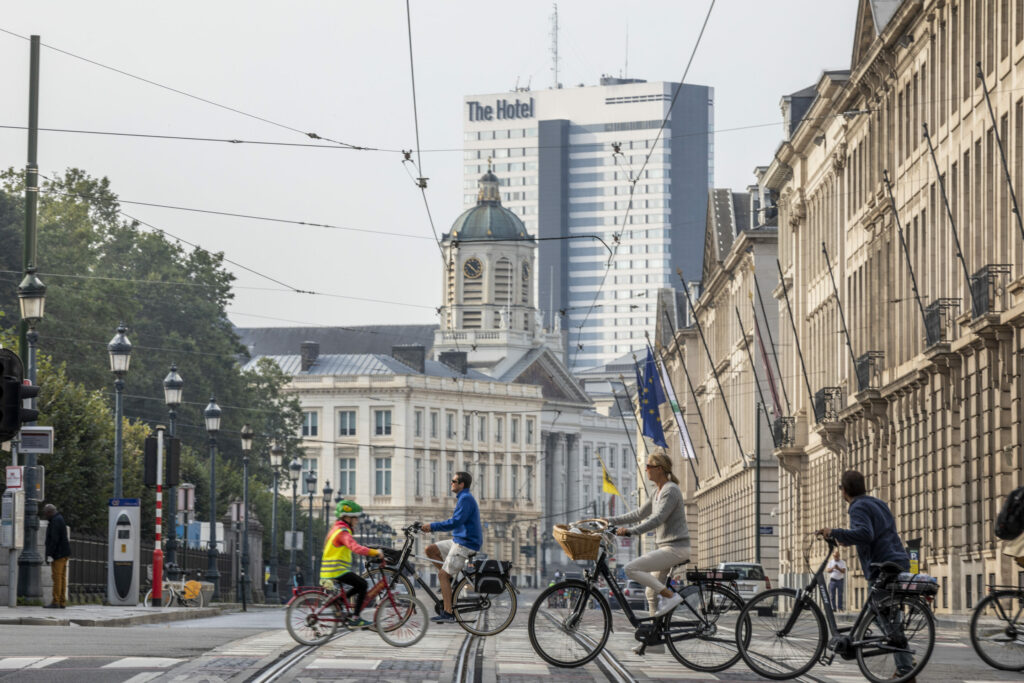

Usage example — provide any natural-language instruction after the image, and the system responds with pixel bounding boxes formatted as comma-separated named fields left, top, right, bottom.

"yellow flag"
left=596, top=454, right=621, bottom=497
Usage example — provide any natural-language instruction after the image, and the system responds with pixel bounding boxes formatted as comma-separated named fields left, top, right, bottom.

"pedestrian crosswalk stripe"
left=307, top=658, right=381, bottom=670
left=0, top=657, right=54, bottom=669
left=28, top=657, right=66, bottom=669
left=102, top=657, right=183, bottom=668
left=121, top=674, right=162, bottom=683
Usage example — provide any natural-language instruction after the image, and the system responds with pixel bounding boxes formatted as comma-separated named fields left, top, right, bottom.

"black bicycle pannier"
left=474, top=559, right=508, bottom=594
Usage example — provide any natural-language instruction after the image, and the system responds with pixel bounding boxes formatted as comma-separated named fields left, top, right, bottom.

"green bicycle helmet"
left=335, top=499, right=365, bottom=518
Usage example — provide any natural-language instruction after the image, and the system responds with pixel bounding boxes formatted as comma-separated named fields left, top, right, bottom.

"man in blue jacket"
left=819, top=470, right=913, bottom=680
left=422, top=471, right=482, bottom=623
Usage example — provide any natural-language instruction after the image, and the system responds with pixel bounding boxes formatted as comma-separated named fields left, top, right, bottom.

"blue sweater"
left=830, top=495, right=908, bottom=581
left=431, top=489, right=482, bottom=551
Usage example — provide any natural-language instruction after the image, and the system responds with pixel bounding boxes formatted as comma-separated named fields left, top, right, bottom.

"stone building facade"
left=764, top=0, right=1024, bottom=613
left=655, top=186, right=782, bottom=580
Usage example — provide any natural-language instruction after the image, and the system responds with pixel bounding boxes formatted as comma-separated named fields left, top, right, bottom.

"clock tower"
left=433, top=167, right=563, bottom=374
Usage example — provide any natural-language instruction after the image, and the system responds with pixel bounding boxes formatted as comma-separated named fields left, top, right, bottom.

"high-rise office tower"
left=462, top=76, right=713, bottom=370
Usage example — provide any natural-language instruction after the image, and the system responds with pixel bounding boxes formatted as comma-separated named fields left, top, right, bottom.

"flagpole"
left=617, top=373, right=651, bottom=499
left=646, top=333, right=700, bottom=488
left=658, top=308, right=722, bottom=477
left=612, top=380, right=647, bottom=499
left=752, top=274, right=791, bottom=413
left=675, top=268, right=747, bottom=465
left=776, top=259, right=817, bottom=419
left=734, top=306, right=778, bottom=447
left=751, top=298, right=784, bottom=418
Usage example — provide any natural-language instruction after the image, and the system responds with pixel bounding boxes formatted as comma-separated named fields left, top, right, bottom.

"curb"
left=0, top=606, right=224, bottom=627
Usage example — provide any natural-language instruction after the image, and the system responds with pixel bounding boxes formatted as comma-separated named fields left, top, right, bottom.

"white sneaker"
left=654, top=592, right=683, bottom=617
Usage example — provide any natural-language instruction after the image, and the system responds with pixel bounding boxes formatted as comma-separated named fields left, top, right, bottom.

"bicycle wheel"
left=286, top=590, right=341, bottom=646
left=970, top=589, right=1024, bottom=671
left=181, top=580, right=204, bottom=608
left=361, top=566, right=415, bottom=607
left=855, top=595, right=935, bottom=683
left=374, top=594, right=429, bottom=647
left=737, top=587, right=826, bottom=680
left=528, top=580, right=610, bottom=668
left=452, top=577, right=517, bottom=636
left=143, top=588, right=174, bottom=607
left=665, top=583, right=747, bottom=672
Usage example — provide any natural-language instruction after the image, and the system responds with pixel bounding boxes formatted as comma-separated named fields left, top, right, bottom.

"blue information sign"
left=108, top=498, right=140, bottom=507
left=759, top=526, right=774, bottom=535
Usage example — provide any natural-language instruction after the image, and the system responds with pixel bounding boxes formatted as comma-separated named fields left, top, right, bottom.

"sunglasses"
left=645, top=463, right=660, bottom=469
left=451, top=479, right=462, bottom=484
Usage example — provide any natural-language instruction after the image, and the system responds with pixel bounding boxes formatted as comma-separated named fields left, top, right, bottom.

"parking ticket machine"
left=107, top=499, right=140, bottom=606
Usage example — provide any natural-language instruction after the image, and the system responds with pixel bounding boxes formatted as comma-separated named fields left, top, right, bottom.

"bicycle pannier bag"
left=995, top=485, right=1024, bottom=540
left=474, top=559, right=507, bottom=594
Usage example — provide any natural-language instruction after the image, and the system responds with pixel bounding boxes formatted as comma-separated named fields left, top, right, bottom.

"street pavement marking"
left=307, top=658, right=382, bottom=670
left=102, top=657, right=183, bottom=668
left=0, top=658, right=46, bottom=669
left=498, top=662, right=549, bottom=674
left=27, top=657, right=66, bottom=669
left=121, top=674, right=162, bottom=683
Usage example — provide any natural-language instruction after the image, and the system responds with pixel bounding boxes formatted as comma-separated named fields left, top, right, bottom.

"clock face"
left=463, top=258, right=483, bottom=279
left=522, top=262, right=530, bottom=280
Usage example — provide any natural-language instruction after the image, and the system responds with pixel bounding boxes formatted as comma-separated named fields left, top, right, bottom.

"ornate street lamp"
left=267, top=442, right=284, bottom=603
left=321, top=480, right=333, bottom=524
left=288, top=458, right=302, bottom=589
left=107, top=323, right=132, bottom=499
left=163, top=364, right=184, bottom=580
left=16, top=267, right=46, bottom=598
left=204, top=396, right=222, bottom=600
left=239, top=423, right=254, bottom=610
left=304, top=469, right=318, bottom=582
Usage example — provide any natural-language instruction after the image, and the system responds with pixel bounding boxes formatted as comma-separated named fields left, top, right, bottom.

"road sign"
left=5, top=466, right=23, bottom=490
left=759, top=526, right=774, bottom=535
left=18, top=426, right=53, bottom=454
left=284, top=531, right=304, bottom=551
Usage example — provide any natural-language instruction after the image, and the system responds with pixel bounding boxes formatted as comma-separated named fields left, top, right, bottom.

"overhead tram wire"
left=0, top=26, right=374, bottom=151
left=569, top=0, right=716, bottom=368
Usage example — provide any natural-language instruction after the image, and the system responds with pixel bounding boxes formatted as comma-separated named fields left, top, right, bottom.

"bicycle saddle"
left=869, top=561, right=903, bottom=574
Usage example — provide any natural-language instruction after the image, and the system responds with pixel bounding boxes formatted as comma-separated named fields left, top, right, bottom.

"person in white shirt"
left=826, top=548, right=847, bottom=611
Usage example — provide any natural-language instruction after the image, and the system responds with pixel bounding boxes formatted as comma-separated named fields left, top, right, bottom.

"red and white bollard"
left=152, top=426, right=165, bottom=606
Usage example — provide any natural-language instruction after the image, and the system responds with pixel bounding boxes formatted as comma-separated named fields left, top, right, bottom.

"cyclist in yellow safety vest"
left=321, top=499, right=381, bottom=629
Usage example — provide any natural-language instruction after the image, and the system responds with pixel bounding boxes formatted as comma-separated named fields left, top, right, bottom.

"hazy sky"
left=0, top=1, right=858, bottom=330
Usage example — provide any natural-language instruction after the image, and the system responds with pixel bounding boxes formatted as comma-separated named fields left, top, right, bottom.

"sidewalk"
left=835, top=608, right=970, bottom=632
left=0, top=603, right=227, bottom=627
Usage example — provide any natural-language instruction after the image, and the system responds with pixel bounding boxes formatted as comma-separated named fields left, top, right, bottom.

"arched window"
left=462, top=257, right=483, bottom=329
left=521, top=261, right=530, bottom=304
left=493, top=258, right=513, bottom=328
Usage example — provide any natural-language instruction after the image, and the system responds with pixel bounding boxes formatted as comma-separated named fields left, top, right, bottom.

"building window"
left=375, top=457, right=392, bottom=495
left=478, top=462, right=487, bottom=499
left=430, top=411, right=439, bottom=439
left=478, top=415, right=487, bottom=441
left=583, top=445, right=591, bottom=467
left=495, top=464, right=503, bottom=499
left=302, top=411, right=318, bottom=437
left=525, top=465, right=533, bottom=501
left=526, top=418, right=534, bottom=444
left=511, top=417, right=520, bottom=443
left=302, top=457, right=317, bottom=474
left=966, top=575, right=973, bottom=609
left=374, top=410, right=392, bottom=436
left=338, top=457, right=356, bottom=496
left=464, top=414, right=472, bottom=441
left=609, top=446, right=616, bottom=469
left=338, top=410, right=356, bottom=436
left=496, top=417, right=504, bottom=443
left=447, top=460, right=454, bottom=492
left=414, top=410, right=423, bottom=438
left=430, top=459, right=438, bottom=497
left=446, top=413, right=456, bottom=439
left=511, top=464, right=519, bottom=499
left=414, top=458, right=423, bottom=497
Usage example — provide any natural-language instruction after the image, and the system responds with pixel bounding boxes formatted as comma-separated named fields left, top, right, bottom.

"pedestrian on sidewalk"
left=43, top=504, right=70, bottom=609
left=826, top=548, right=846, bottom=611
left=292, top=565, right=305, bottom=590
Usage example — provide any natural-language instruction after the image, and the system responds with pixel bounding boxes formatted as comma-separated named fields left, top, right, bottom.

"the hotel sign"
left=467, top=97, right=535, bottom=122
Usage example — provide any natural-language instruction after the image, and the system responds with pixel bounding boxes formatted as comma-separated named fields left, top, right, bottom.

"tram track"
left=246, top=630, right=352, bottom=683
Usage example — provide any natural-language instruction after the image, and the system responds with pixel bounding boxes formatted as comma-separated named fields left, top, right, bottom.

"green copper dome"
left=446, top=168, right=532, bottom=242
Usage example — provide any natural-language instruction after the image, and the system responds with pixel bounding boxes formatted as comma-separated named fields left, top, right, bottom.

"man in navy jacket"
left=423, top=471, right=482, bottom=623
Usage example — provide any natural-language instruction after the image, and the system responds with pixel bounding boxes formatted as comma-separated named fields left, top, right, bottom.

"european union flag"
left=641, top=348, right=667, bottom=447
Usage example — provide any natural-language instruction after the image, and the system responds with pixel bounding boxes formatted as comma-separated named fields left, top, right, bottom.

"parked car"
left=716, top=562, right=770, bottom=603
left=607, top=580, right=647, bottom=611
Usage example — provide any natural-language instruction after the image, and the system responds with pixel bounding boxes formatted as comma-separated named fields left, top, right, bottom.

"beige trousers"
left=623, top=544, right=690, bottom=616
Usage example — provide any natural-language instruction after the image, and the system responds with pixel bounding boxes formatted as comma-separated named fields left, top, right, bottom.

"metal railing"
left=969, top=264, right=1011, bottom=318
left=854, top=351, right=884, bottom=392
left=773, top=416, right=796, bottom=447
left=924, top=298, right=961, bottom=346
left=813, top=387, right=843, bottom=423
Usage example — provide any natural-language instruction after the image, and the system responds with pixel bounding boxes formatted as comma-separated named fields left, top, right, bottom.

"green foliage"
left=0, top=169, right=304, bottom=552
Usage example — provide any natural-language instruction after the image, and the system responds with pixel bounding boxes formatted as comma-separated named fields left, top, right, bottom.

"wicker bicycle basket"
left=553, top=524, right=602, bottom=561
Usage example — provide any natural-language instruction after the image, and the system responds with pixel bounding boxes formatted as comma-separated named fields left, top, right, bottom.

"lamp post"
left=107, top=323, right=132, bottom=499
left=288, top=458, right=301, bottom=589
left=16, top=267, right=45, bottom=598
left=204, top=396, right=222, bottom=600
left=163, top=364, right=184, bottom=580
left=304, top=470, right=317, bottom=582
left=267, top=443, right=284, bottom=603
left=239, top=424, right=254, bottom=610
left=321, top=481, right=332, bottom=526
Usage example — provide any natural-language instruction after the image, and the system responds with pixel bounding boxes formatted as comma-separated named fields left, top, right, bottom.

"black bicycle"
left=361, top=522, right=518, bottom=636
left=736, top=535, right=935, bottom=683
left=969, top=582, right=1024, bottom=671
left=527, top=519, right=748, bottom=672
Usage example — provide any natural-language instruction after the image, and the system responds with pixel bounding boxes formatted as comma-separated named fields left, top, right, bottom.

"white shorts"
left=435, top=539, right=477, bottom=576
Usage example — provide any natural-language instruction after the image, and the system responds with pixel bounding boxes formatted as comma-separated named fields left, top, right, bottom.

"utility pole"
left=18, top=35, right=43, bottom=600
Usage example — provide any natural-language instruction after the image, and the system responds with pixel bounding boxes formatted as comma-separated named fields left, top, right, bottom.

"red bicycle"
left=285, top=552, right=428, bottom=648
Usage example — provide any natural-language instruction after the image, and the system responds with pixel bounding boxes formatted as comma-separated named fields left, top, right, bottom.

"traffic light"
left=0, top=348, right=39, bottom=443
